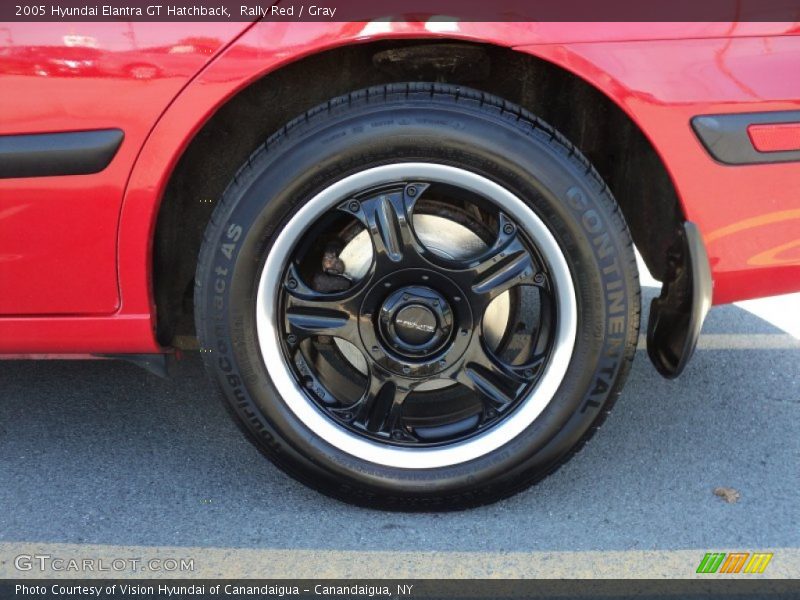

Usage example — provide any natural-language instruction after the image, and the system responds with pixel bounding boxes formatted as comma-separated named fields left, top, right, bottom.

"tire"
left=195, top=83, right=640, bottom=509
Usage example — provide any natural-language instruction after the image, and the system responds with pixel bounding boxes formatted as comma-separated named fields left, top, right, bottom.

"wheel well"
left=154, top=40, right=683, bottom=347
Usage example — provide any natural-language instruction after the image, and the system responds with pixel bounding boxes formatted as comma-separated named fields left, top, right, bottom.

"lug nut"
left=407, top=186, right=417, bottom=197
left=503, top=223, right=514, bottom=235
left=523, top=368, right=534, bottom=378
left=348, top=200, right=360, bottom=212
left=402, top=366, right=411, bottom=374
left=287, top=334, right=297, bottom=345
left=534, top=273, right=545, bottom=284
left=287, top=278, right=298, bottom=289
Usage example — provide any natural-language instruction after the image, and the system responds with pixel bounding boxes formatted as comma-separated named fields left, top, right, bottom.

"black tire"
left=195, top=83, right=640, bottom=510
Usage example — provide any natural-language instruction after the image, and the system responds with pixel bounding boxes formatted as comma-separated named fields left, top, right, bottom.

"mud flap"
left=647, top=221, right=713, bottom=378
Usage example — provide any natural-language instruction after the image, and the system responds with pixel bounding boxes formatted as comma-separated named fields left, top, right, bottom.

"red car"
left=1, top=20, right=798, bottom=509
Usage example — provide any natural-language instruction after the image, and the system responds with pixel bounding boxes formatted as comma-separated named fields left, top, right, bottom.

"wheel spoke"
left=341, top=184, right=429, bottom=268
left=335, top=372, right=415, bottom=438
left=283, top=264, right=361, bottom=345
left=455, top=338, right=547, bottom=414
left=463, top=214, right=542, bottom=305
left=456, top=362, right=521, bottom=412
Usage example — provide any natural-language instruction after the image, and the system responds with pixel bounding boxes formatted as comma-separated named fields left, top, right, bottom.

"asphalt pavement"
left=0, top=283, right=797, bottom=579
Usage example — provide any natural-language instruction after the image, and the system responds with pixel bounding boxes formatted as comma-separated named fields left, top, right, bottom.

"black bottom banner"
left=4, top=579, right=800, bottom=600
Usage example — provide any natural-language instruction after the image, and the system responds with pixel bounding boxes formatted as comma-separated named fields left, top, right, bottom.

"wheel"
left=195, top=83, right=640, bottom=509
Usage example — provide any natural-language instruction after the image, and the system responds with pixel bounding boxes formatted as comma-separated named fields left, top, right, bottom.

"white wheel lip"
left=256, top=163, right=577, bottom=469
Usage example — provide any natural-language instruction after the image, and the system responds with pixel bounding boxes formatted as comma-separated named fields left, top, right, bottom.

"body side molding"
left=0, top=129, right=124, bottom=178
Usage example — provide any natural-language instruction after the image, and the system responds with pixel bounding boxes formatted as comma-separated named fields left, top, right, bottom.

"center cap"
left=393, top=304, right=437, bottom=346
left=359, top=270, right=473, bottom=378
left=377, top=285, right=453, bottom=359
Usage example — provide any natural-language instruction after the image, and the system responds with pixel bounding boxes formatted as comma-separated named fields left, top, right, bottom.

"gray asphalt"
left=0, top=288, right=797, bottom=564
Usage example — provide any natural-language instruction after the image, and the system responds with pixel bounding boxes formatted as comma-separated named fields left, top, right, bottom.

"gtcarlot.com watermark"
left=14, top=554, right=195, bottom=573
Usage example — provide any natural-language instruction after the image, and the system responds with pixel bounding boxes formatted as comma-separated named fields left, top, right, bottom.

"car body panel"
left=521, top=35, right=800, bottom=304
left=0, top=22, right=253, bottom=316
left=0, top=21, right=798, bottom=353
